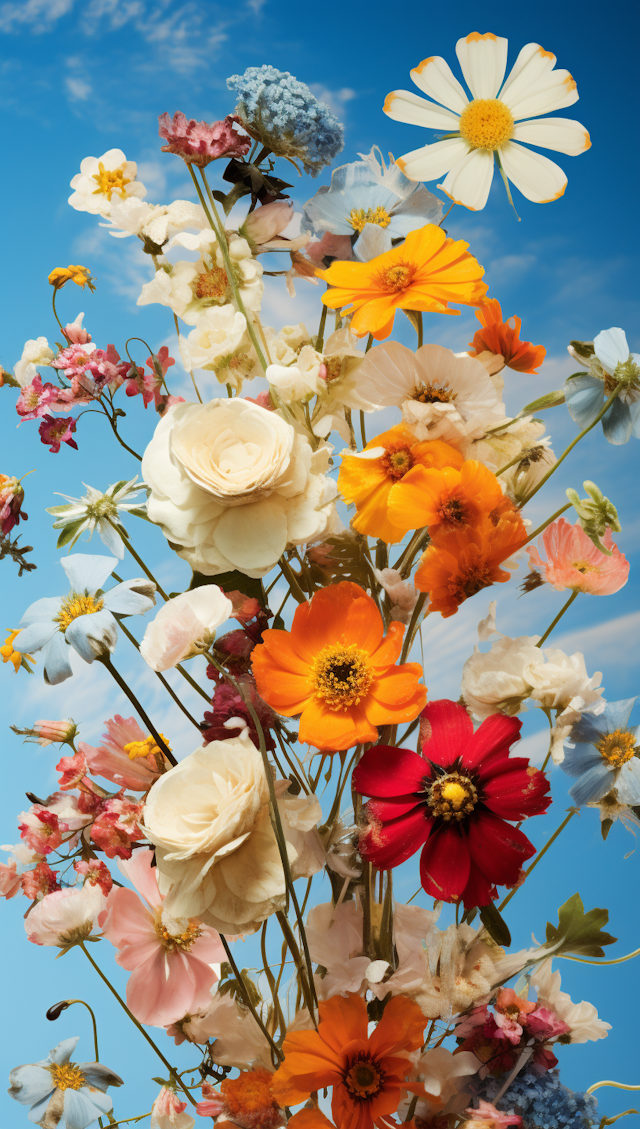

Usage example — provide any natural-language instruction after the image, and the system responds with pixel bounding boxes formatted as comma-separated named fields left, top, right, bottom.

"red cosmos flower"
left=353, top=699, right=550, bottom=909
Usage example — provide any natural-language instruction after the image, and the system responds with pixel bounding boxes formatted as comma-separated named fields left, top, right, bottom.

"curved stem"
left=218, top=933, right=283, bottom=1062
left=524, top=503, right=572, bottom=545
left=54, top=999, right=100, bottom=1060
left=279, top=556, right=307, bottom=603
left=51, top=289, right=66, bottom=336
left=587, top=1082, right=640, bottom=1096
left=536, top=590, right=578, bottom=648
left=100, top=402, right=142, bottom=463
left=99, top=656, right=177, bottom=766
left=400, top=592, right=428, bottom=663
left=498, top=810, right=577, bottom=913
left=117, top=618, right=203, bottom=732
left=108, top=520, right=169, bottom=600
left=561, top=947, right=640, bottom=966
left=172, top=313, right=202, bottom=404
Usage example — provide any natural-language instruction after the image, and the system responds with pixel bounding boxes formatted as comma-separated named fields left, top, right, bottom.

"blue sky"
left=1, top=0, right=639, bottom=1124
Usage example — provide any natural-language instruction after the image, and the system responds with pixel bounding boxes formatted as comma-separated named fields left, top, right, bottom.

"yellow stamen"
left=380, top=444, right=413, bottom=480
left=596, top=729, right=637, bottom=768
left=572, top=559, right=599, bottom=575
left=92, top=162, right=131, bottom=201
left=348, top=206, right=392, bottom=233
left=459, top=99, right=514, bottom=151
left=312, top=643, right=373, bottom=711
left=55, top=593, right=104, bottom=633
left=194, top=265, right=229, bottom=302
left=50, top=1063, right=85, bottom=1091
left=427, top=771, right=478, bottom=821
left=412, top=381, right=455, bottom=404
left=123, top=733, right=171, bottom=761
left=155, top=919, right=202, bottom=953
left=378, top=263, right=415, bottom=292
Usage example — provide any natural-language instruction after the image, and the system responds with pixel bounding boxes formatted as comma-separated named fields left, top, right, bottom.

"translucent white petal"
left=499, top=141, right=567, bottom=203
left=383, top=89, right=460, bottom=130
left=512, top=117, right=591, bottom=155
left=594, top=327, right=630, bottom=374
left=455, top=32, right=508, bottom=99
left=440, top=148, right=495, bottom=210
left=397, top=137, right=471, bottom=182
left=409, top=55, right=469, bottom=113
left=499, top=42, right=557, bottom=103
left=502, top=69, right=579, bottom=120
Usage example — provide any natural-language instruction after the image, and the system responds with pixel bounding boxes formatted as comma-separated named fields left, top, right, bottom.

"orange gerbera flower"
left=316, top=225, right=487, bottom=341
left=251, top=582, right=426, bottom=751
left=386, top=460, right=505, bottom=536
left=271, top=993, right=429, bottom=1129
left=415, top=507, right=527, bottom=618
left=469, top=298, right=546, bottom=374
left=338, top=425, right=463, bottom=544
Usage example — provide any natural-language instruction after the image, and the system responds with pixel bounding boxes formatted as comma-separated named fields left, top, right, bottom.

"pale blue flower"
left=562, top=697, right=640, bottom=805
left=478, top=1067, right=598, bottom=1128
left=15, top=554, right=155, bottom=685
left=564, top=327, right=640, bottom=444
left=8, top=1036, right=123, bottom=1129
left=301, top=147, right=443, bottom=254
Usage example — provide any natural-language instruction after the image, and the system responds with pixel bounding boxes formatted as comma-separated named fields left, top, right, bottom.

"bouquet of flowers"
left=2, top=32, right=639, bottom=1129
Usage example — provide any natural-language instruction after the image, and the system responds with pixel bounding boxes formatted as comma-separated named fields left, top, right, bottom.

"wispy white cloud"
left=309, top=83, right=357, bottom=120
left=0, top=0, right=73, bottom=33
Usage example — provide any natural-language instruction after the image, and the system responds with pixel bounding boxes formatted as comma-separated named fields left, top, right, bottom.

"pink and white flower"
left=140, top=585, right=233, bottom=671
left=21, top=861, right=60, bottom=899
left=16, top=376, right=64, bottom=420
left=74, top=859, right=113, bottom=895
left=80, top=715, right=167, bottom=791
left=91, top=793, right=145, bottom=859
left=462, top=1100, right=522, bottom=1126
left=25, top=882, right=106, bottom=947
left=0, top=858, right=22, bottom=899
left=527, top=518, right=629, bottom=595
left=18, top=804, right=68, bottom=855
left=150, top=1086, right=195, bottom=1129
left=158, top=111, right=250, bottom=167
left=51, top=342, right=98, bottom=378
left=64, top=313, right=92, bottom=345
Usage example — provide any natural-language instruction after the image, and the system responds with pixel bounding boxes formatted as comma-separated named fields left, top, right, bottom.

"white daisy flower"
left=68, top=148, right=147, bottom=217
left=384, top=32, right=590, bottom=210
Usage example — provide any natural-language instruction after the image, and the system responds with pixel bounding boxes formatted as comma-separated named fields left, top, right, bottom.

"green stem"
left=279, top=556, right=307, bottom=603
left=495, top=450, right=528, bottom=477
left=54, top=999, right=100, bottom=1060
left=100, top=402, right=142, bottom=463
left=561, top=947, right=640, bottom=966
left=79, top=944, right=195, bottom=1105
left=104, top=1116, right=151, bottom=1128
left=218, top=934, right=284, bottom=1062
left=51, top=288, right=66, bottom=336
left=107, top=520, right=169, bottom=601
left=522, top=384, right=623, bottom=507
left=117, top=617, right=203, bottom=732
left=99, top=657, right=177, bottom=766
left=400, top=592, right=428, bottom=663
left=536, top=590, right=578, bottom=648
left=276, top=910, right=318, bottom=1023
left=498, top=810, right=577, bottom=913
left=261, top=920, right=287, bottom=1042
left=525, top=503, right=572, bottom=545
left=415, top=311, right=423, bottom=349
left=316, top=303, right=328, bottom=353
left=394, top=528, right=429, bottom=579
left=172, top=313, right=202, bottom=404
left=359, top=410, right=367, bottom=449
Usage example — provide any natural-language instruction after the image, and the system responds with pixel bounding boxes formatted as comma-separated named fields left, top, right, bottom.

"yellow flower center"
left=571, top=559, right=599, bottom=575
left=438, top=495, right=469, bottom=527
left=155, top=919, right=202, bottom=953
left=312, top=643, right=373, bottom=711
left=55, top=593, right=104, bottom=632
left=380, top=443, right=414, bottom=480
left=92, top=162, right=131, bottom=200
left=194, top=265, right=229, bottom=302
left=378, top=263, right=415, bottom=293
left=459, top=98, right=514, bottom=151
left=348, top=206, right=392, bottom=233
left=427, top=771, right=478, bottom=821
left=412, top=381, right=455, bottom=404
left=50, top=1063, right=86, bottom=1091
left=344, top=1056, right=383, bottom=1098
left=123, top=733, right=171, bottom=760
left=596, top=729, right=637, bottom=768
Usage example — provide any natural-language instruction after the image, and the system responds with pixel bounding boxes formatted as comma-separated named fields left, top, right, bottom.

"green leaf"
left=545, top=892, right=617, bottom=957
left=190, top=569, right=265, bottom=607
left=56, top=519, right=87, bottom=548
left=519, top=390, right=566, bottom=415
left=479, top=902, right=511, bottom=947
left=217, top=971, right=262, bottom=1008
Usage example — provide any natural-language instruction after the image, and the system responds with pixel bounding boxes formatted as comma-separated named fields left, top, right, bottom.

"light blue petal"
left=629, top=399, right=640, bottom=439
left=615, top=760, right=640, bottom=805
left=42, top=631, right=74, bottom=685
left=569, top=762, right=615, bottom=805
left=602, top=395, right=633, bottom=444
left=601, top=698, right=636, bottom=730
left=593, top=327, right=629, bottom=374
left=78, top=1064, right=124, bottom=1091
left=354, top=223, right=393, bottom=261
left=13, top=619, right=59, bottom=653
left=8, top=1065, right=54, bottom=1106
left=27, top=1092, right=58, bottom=1124
left=66, top=609, right=118, bottom=663
left=49, top=1037, right=80, bottom=1065
left=103, top=580, right=155, bottom=616
left=65, top=1087, right=112, bottom=1129
left=563, top=375, right=605, bottom=428
left=570, top=699, right=636, bottom=744
left=61, top=554, right=117, bottom=595
left=561, top=743, right=604, bottom=778
left=387, top=188, right=444, bottom=236
left=97, top=519, right=125, bottom=559
left=19, top=596, right=63, bottom=629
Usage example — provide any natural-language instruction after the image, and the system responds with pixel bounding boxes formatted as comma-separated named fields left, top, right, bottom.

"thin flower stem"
left=261, top=921, right=287, bottom=1042
left=395, top=528, right=428, bottom=579
left=172, top=313, right=202, bottom=403
left=279, top=556, right=307, bottom=603
left=415, top=311, right=423, bottom=348
left=100, top=402, right=143, bottom=462
left=78, top=943, right=196, bottom=1105
left=536, top=590, right=579, bottom=648
left=561, top=947, right=640, bottom=966
left=104, top=1116, right=151, bottom=1128
left=498, top=810, right=577, bottom=913
left=598, top=1111, right=640, bottom=1128
left=58, top=999, right=100, bottom=1060
left=494, top=450, right=527, bottom=477
left=51, top=288, right=66, bottom=336
left=316, top=303, right=328, bottom=352
left=522, top=384, right=623, bottom=507
left=359, top=410, right=367, bottom=449
left=365, top=334, right=374, bottom=354
left=218, top=934, right=284, bottom=1062
left=524, top=503, right=572, bottom=545
left=587, top=1082, right=640, bottom=1096
left=276, top=910, right=318, bottom=1024
left=400, top=593, right=428, bottom=663
left=438, top=201, right=456, bottom=227
left=99, top=656, right=177, bottom=766
left=116, top=617, right=203, bottom=732
left=106, top=520, right=169, bottom=601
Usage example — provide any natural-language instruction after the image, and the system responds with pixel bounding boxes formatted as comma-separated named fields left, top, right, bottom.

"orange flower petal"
left=412, top=438, right=464, bottom=471
left=364, top=682, right=427, bottom=726
left=368, top=995, right=426, bottom=1057
left=367, top=667, right=425, bottom=708
left=257, top=630, right=311, bottom=675
left=288, top=1112, right=335, bottom=1129
left=298, top=697, right=377, bottom=751
left=296, top=583, right=383, bottom=655
left=317, top=993, right=369, bottom=1052
left=368, top=621, right=404, bottom=671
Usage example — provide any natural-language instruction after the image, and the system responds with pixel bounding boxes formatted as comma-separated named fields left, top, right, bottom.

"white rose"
left=525, top=648, right=603, bottom=712
left=142, top=396, right=337, bottom=577
left=140, top=585, right=233, bottom=671
left=184, top=306, right=248, bottom=370
left=142, top=731, right=322, bottom=934
left=461, top=635, right=541, bottom=720
left=14, top=337, right=55, bottom=386
left=267, top=363, right=323, bottom=403
left=68, top=148, right=146, bottom=217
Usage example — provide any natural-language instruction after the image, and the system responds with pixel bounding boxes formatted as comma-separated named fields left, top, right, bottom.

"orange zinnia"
left=251, top=582, right=426, bottom=751
left=316, top=225, right=487, bottom=341
left=415, top=507, right=527, bottom=618
left=271, top=992, right=429, bottom=1129
left=338, top=424, right=463, bottom=544
left=386, top=460, right=505, bottom=535
left=469, top=298, right=546, bottom=374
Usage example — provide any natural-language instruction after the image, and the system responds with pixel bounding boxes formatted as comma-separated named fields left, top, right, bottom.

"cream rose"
left=142, top=396, right=338, bottom=577
left=142, top=731, right=323, bottom=934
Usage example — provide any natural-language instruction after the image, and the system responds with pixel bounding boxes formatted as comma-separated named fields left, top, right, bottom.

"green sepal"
left=545, top=892, right=617, bottom=957
left=56, top=519, right=87, bottom=548
left=479, top=902, right=511, bottom=947
left=519, top=390, right=566, bottom=415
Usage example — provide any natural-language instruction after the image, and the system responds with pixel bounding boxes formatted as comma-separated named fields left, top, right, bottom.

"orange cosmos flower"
left=387, top=460, right=505, bottom=536
left=271, top=992, right=429, bottom=1129
left=415, top=507, right=527, bottom=618
left=316, top=224, right=487, bottom=340
left=469, top=299, right=546, bottom=374
left=251, top=582, right=426, bottom=751
left=338, top=424, right=463, bottom=544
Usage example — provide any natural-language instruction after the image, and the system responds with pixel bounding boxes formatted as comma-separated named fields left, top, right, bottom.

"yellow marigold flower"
left=1, top=629, right=35, bottom=674
left=48, top=265, right=96, bottom=292
left=316, top=224, right=487, bottom=340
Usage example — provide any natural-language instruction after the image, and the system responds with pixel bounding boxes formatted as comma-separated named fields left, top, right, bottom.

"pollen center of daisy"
left=92, top=162, right=131, bottom=200
left=412, top=381, right=455, bottom=405
left=427, top=771, right=478, bottom=821
left=50, top=1063, right=86, bottom=1091
left=194, top=265, right=229, bottom=302
left=344, top=1056, right=383, bottom=1098
left=348, top=206, right=392, bottom=233
left=312, top=643, right=373, bottom=711
left=380, top=444, right=414, bottom=480
left=459, top=99, right=514, bottom=151
left=55, top=593, right=104, bottom=632
left=438, top=496, right=468, bottom=527
left=379, top=263, right=415, bottom=293
left=596, top=729, right=637, bottom=767
left=123, top=733, right=171, bottom=760
left=155, top=918, right=202, bottom=953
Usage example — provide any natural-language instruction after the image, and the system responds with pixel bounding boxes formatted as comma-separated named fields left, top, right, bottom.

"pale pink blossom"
left=51, top=341, right=98, bottom=377
left=25, top=882, right=106, bottom=947
left=21, top=861, right=60, bottom=899
left=0, top=859, right=22, bottom=899
left=99, top=850, right=224, bottom=1028
left=165, top=992, right=272, bottom=1069
left=74, top=858, right=113, bottom=895
left=16, top=376, right=63, bottom=420
left=151, top=1087, right=195, bottom=1129
left=56, top=750, right=89, bottom=790
left=243, top=200, right=308, bottom=252
left=462, top=1100, right=522, bottom=1126
left=305, top=232, right=354, bottom=263
left=64, top=313, right=92, bottom=345
left=244, top=390, right=272, bottom=410
left=18, top=805, right=68, bottom=854
left=493, top=988, right=536, bottom=1045
left=85, top=344, right=130, bottom=390
left=91, top=793, right=145, bottom=859
left=527, top=519, right=629, bottom=596
left=159, top=111, right=250, bottom=167
left=195, top=1083, right=225, bottom=1118
left=31, top=719, right=77, bottom=746
left=140, top=585, right=233, bottom=672
left=46, top=790, right=93, bottom=833
left=80, top=715, right=166, bottom=790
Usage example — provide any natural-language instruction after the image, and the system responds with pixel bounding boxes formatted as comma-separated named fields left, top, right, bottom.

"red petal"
left=462, top=859, right=497, bottom=909
left=462, top=714, right=522, bottom=772
left=420, top=699, right=473, bottom=768
left=368, top=796, right=424, bottom=821
left=482, top=766, right=551, bottom=820
left=360, top=805, right=430, bottom=869
left=419, top=824, right=471, bottom=901
left=352, top=746, right=429, bottom=798
left=466, top=810, right=536, bottom=886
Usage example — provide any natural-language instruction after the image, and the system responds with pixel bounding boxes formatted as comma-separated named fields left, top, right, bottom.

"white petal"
left=440, top=148, right=495, bottom=210
left=397, top=137, right=471, bottom=182
left=499, top=141, right=567, bottom=203
left=455, top=32, right=508, bottom=99
left=409, top=55, right=469, bottom=113
left=499, top=42, right=557, bottom=103
left=383, top=89, right=460, bottom=130
left=594, top=328, right=630, bottom=374
left=512, top=117, right=591, bottom=155
left=501, top=68, right=579, bottom=121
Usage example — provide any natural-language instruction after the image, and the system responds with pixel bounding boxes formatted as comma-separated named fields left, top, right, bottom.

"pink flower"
left=99, top=850, right=224, bottom=1027
left=462, top=1100, right=522, bottom=1126
left=0, top=859, right=22, bottom=899
left=64, top=313, right=92, bottom=345
left=18, top=805, right=68, bottom=854
left=493, top=988, right=537, bottom=1045
left=527, top=518, right=629, bottom=595
left=125, top=348, right=177, bottom=410
left=86, top=344, right=130, bottom=390
left=74, top=858, right=113, bottom=895
left=525, top=1006, right=570, bottom=1041
left=305, top=232, right=354, bottom=264
left=80, top=715, right=167, bottom=790
left=25, top=882, right=106, bottom=947
left=16, top=376, right=62, bottom=420
left=151, top=1086, right=195, bottom=1128
left=51, top=341, right=97, bottom=378
left=30, top=719, right=77, bottom=746
left=159, top=111, right=250, bottom=166
left=38, top=414, right=78, bottom=452
left=56, top=750, right=89, bottom=790
left=242, top=200, right=308, bottom=251
left=195, top=1082, right=224, bottom=1118
left=91, top=793, right=145, bottom=859
left=21, top=860, right=61, bottom=899
left=244, top=391, right=272, bottom=410
left=0, top=474, right=27, bottom=535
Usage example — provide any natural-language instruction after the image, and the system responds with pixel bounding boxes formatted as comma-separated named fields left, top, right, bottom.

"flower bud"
left=242, top=200, right=294, bottom=246
left=566, top=480, right=621, bottom=555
